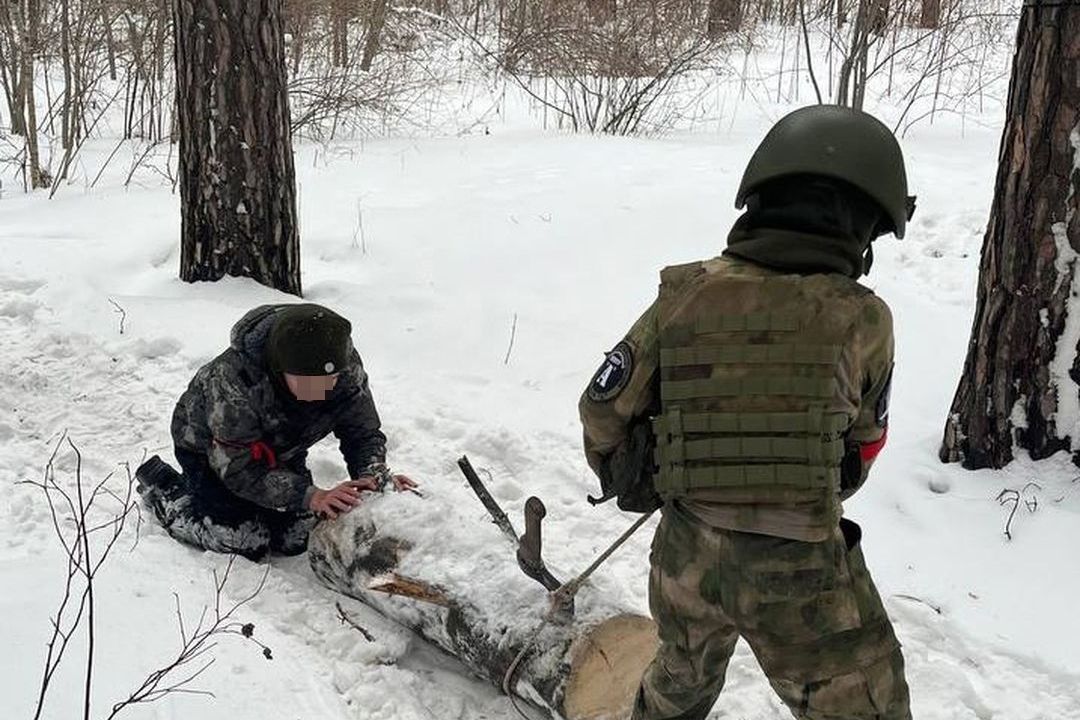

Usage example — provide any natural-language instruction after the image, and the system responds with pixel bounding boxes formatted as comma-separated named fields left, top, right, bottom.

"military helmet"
left=267, top=304, right=352, bottom=376
left=736, top=105, right=913, bottom=239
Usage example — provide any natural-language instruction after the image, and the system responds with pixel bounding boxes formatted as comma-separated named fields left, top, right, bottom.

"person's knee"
left=270, top=513, right=316, bottom=555
left=768, top=650, right=911, bottom=720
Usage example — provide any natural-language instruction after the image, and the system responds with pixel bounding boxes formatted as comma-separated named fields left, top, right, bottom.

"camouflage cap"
left=267, top=304, right=352, bottom=376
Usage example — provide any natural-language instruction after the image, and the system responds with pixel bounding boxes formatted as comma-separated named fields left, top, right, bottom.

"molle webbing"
left=660, top=344, right=841, bottom=367
left=652, top=309, right=849, bottom=500
left=654, top=463, right=834, bottom=495
left=652, top=409, right=850, bottom=436
left=661, top=375, right=836, bottom=402
left=654, top=435, right=846, bottom=465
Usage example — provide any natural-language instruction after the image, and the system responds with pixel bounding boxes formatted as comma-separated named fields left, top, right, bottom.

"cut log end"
left=563, top=615, right=658, bottom=720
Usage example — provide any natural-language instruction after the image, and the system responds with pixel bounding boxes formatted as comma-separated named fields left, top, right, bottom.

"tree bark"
left=20, top=0, right=45, bottom=189
left=309, top=492, right=659, bottom=720
left=941, top=6, right=1080, bottom=469
left=0, top=0, right=25, bottom=135
left=360, top=0, right=390, bottom=72
left=173, top=0, right=302, bottom=296
left=706, top=0, right=742, bottom=37
left=919, top=0, right=940, bottom=29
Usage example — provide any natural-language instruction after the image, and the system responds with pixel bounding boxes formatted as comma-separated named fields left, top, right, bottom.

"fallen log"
left=308, top=485, right=658, bottom=719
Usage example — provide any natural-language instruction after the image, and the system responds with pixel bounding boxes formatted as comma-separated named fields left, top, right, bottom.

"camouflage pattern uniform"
left=579, top=256, right=909, bottom=719
left=140, top=304, right=386, bottom=559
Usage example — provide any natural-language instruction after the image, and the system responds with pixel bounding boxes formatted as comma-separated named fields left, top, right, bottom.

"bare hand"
left=390, top=474, right=418, bottom=493
left=356, top=473, right=419, bottom=494
left=309, top=480, right=367, bottom=520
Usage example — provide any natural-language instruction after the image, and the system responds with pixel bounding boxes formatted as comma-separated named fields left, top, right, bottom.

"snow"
left=4, top=39, right=1080, bottom=720
left=1048, top=121, right=1080, bottom=447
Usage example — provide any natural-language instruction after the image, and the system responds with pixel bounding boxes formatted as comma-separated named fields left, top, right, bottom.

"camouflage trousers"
left=137, top=449, right=317, bottom=561
left=633, top=502, right=911, bottom=720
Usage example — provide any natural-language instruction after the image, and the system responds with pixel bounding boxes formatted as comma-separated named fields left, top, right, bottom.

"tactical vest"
left=651, top=266, right=855, bottom=515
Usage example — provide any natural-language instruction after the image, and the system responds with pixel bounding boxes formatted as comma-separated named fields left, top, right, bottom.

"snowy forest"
left=2, top=0, right=1079, bottom=719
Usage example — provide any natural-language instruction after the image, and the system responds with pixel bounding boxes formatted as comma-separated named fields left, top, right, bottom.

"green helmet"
left=736, top=105, right=913, bottom=239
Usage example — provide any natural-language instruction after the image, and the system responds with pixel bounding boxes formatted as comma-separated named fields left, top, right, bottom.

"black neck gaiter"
left=723, top=177, right=882, bottom=279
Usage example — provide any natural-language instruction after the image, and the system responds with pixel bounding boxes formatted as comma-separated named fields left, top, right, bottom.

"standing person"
left=136, top=303, right=415, bottom=560
left=578, top=106, right=915, bottom=719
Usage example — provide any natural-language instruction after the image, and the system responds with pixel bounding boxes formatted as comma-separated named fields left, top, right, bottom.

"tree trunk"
left=706, top=0, right=742, bottom=37
left=360, top=0, right=390, bottom=72
left=60, top=0, right=73, bottom=154
left=173, top=0, right=302, bottom=297
left=100, top=3, right=118, bottom=81
left=309, top=492, right=659, bottom=720
left=919, top=0, right=940, bottom=29
left=20, top=0, right=45, bottom=189
left=0, top=0, right=25, bottom=135
left=940, top=6, right=1080, bottom=469
left=868, top=0, right=889, bottom=35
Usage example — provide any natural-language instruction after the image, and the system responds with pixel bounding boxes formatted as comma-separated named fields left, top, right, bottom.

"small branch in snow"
left=1052, top=475, right=1080, bottom=503
left=892, top=594, right=943, bottom=615
left=107, top=298, right=127, bottom=335
left=352, top=199, right=367, bottom=254
left=995, top=482, right=1042, bottom=540
left=107, top=558, right=274, bottom=719
left=504, top=313, right=518, bottom=365
left=336, top=602, right=376, bottom=642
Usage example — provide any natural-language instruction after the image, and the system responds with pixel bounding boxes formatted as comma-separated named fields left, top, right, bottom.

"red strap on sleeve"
left=249, top=441, right=278, bottom=469
left=213, top=437, right=278, bottom=469
left=859, top=426, right=888, bottom=465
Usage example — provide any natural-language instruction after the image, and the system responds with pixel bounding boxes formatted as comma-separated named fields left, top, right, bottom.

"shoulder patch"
left=587, top=342, right=634, bottom=403
left=876, top=365, right=893, bottom=427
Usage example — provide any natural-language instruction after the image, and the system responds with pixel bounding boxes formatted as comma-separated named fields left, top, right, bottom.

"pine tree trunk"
left=173, top=0, right=302, bottom=297
left=941, top=6, right=1080, bottom=469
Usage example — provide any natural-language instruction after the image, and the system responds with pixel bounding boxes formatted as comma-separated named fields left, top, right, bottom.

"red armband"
left=859, top=426, right=888, bottom=464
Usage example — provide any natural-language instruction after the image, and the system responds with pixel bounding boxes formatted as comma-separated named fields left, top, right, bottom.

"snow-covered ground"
left=4, top=38, right=1080, bottom=720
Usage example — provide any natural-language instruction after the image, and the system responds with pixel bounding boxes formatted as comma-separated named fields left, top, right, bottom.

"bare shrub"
left=20, top=434, right=272, bottom=719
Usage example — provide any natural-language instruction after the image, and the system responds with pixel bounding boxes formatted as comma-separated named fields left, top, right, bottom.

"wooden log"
left=308, top=488, right=658, bottom=719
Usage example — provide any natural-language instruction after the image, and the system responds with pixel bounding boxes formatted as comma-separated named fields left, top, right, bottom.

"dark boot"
left=136, top=455, right=184, bottom=496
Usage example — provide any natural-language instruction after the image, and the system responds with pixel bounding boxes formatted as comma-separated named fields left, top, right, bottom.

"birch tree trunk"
left=309, top=490, right=659, bottom=720
left=173, top=0, right=302, bottom=296
left=940, top=5, right=1080, bottom=469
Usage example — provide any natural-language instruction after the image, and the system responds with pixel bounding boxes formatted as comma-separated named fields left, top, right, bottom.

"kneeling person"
left=137, top=303, right=414, bottom=560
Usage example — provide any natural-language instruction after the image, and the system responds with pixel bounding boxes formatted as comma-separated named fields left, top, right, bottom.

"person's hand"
left=390, top=474, right=418, bottom=493
left=357, top=472, right=420, bottom=495
left=308, top=480, right=366, bottom=520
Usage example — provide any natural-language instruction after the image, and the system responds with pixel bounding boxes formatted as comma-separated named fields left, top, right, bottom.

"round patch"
left=324, top=361, right=336, bottom=373
left=587, top=342, right=634, bottom=402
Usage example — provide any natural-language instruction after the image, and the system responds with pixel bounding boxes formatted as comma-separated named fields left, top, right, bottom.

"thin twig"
left=503, top=312, right=518, bottom=365
left=107, top=298, right=126, bottom=335
left=336, top=602, right=376, bottom=642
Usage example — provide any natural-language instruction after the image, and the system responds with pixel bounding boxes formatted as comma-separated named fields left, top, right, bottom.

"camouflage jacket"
left=579, top=255, right=893, bottom=541
left=171, top=305, right=387, bottom=512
